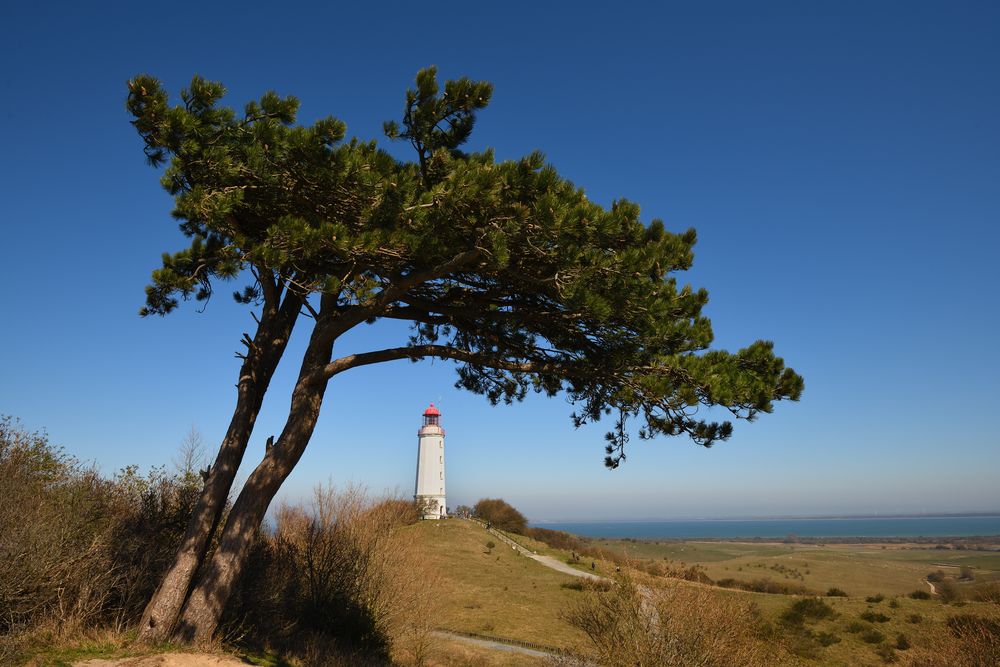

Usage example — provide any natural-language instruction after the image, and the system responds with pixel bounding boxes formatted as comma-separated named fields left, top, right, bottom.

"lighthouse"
left=414, top=403, right=447, bottom=519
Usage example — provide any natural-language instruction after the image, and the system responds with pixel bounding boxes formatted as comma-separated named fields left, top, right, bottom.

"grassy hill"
left=403, top=518, right=589, bottom=651
left=413, top=518, right=1000, bottom=666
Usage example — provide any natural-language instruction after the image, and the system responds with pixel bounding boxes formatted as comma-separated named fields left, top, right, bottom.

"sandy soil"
left=75, top=653, right=247, bottom=666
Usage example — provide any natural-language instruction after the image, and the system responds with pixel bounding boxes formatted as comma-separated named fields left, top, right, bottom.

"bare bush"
left=563, top=573, right=773, bottom=667
left=0, top=417, right=204, bottom=659
left=226, top=484, right=438, bottom=664
left=907, top=612, right=1000, bottom=667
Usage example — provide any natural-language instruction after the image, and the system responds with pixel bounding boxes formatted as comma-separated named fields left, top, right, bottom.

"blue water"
left=534, top=516, right=1000, bottom=539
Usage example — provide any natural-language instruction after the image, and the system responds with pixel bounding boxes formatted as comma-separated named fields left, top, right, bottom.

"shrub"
left=927, top=570, right=947, bottom=583
left=861, top=611, right=891, bottom=623
left=781, top=598, right=836, bottom=626
left=816, top=631, right=841, bottom=646
left=846, top=621, right=867, bottom=633
left=860, top=628, right=886, bottom=644
left=937, top=579, right=962, bottom=603
left=524, top=527, right=586, bottom=553
left=715, top=577, right=815, bottom=595
left=959, top=566, right=975, bottom=581
left=564, top=574, right=774, bottom=666
left=910, top=590, right=932, bottom=600
left=875, top=642, right=897, bottom=663
left=226, top=485, right=440, bottom=663
left=484, top=540, right=495, bottom=553
left=0, top=416, right=202, bottom=638
left=972, top=581, right=1000, bottom=604
left=889, top=597, right=900, bottom=608
left=867, top=593, right=885, bottom=603
left=896, top=633, right=911, bottom=650
left=826, top=587, right=848, bottom=597
left=907, top=614, right=923, bottom=624
left=908, top=613, right=1000, bottom=666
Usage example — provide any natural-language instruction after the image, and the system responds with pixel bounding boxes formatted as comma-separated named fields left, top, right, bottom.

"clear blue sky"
left=1, top=1, right=998, bottom=520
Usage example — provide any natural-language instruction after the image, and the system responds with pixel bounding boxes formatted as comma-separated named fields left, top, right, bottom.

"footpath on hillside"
left=472, top=517, right=609, bottom=583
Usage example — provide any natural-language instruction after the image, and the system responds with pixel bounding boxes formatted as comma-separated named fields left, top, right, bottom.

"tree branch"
left=316, top=344, right=563, bottom=383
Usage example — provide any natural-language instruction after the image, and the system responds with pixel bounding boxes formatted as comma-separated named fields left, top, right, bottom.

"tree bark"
left=172, top=318, right=336, bottom=643
left=137, top=289, right=301, bottom=643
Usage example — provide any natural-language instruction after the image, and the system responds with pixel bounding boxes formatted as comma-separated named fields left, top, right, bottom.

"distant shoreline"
left=532, top=512, right=1000, bottom=523
left=530, top=515, right=1000, bottom=540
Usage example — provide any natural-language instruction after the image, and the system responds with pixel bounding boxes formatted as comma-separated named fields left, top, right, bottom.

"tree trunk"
left=173, top=322, right=335, bottom=643
left=137, top=292, right=301, bottom=643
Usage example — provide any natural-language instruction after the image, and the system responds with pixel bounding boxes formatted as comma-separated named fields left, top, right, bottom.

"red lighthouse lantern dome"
left=422, top=403, right=441, bottom=428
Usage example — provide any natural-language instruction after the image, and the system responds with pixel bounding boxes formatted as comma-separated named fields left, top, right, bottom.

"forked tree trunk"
left=137, top=293, right=301, bottom=643
left=173, top=326, right=335, bottom=643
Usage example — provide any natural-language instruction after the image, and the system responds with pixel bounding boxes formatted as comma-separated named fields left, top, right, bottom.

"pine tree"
left=127, top=68, right=803, bottom=642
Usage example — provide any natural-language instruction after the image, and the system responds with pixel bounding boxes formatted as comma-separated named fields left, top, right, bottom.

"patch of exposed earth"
left=75, top=653, right=246, bottom=666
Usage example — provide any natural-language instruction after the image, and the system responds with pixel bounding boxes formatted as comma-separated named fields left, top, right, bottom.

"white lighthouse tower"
left=414, top=403, right=446, bottom=519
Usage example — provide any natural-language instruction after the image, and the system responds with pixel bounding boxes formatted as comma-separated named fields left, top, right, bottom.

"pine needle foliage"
left=128, top=67, right=803, bottom=467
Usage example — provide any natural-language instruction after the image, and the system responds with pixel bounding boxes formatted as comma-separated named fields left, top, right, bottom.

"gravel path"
left=432, top=631, right=557, bottom=659
left=476, top=520, right=609, bottom=583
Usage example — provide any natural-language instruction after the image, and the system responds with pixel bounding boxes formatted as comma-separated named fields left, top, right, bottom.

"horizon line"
left=528, top=511, right=1000, bottom=523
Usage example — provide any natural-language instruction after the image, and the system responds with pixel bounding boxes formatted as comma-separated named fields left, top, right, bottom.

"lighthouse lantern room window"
left=423, top=403, right=441, bottom=427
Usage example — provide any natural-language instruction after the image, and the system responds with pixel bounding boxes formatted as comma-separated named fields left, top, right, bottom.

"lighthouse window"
left=439, top=471, right=443, bottom=479
left=439, top=441, right=443, bottom=448
left=439, top=456, right=442, bottom=464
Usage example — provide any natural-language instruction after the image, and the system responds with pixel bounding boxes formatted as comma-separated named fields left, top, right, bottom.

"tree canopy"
left=127, top=66, right=802, bottom=469
left=474, top=498, right=529, bottom=534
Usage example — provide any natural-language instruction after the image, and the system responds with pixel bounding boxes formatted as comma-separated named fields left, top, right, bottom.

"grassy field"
left=402, top=519, right=590, bottom=650
left=413, top=519, right=1000, bottom=666
left=593, top=538, right=1000, bottom=597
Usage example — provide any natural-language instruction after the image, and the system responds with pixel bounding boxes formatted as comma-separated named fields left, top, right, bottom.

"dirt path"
left=432, top=630, right=558, bottom=659
left=75, top=653, right=245, bottom=666
left=925, top=579, right=937, bottom=594
left=475, top=520, right=609, bottom=583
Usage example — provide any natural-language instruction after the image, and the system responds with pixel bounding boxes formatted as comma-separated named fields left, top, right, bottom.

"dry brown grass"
left=563, top=572, right=776, bottom=667
left=905, top=610, right=1000, bottom=667
left=227, top=484, right=440, bottom=666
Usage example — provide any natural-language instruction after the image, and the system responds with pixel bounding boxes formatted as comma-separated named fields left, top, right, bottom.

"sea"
left=533, top=516, right=1000, bottom=540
